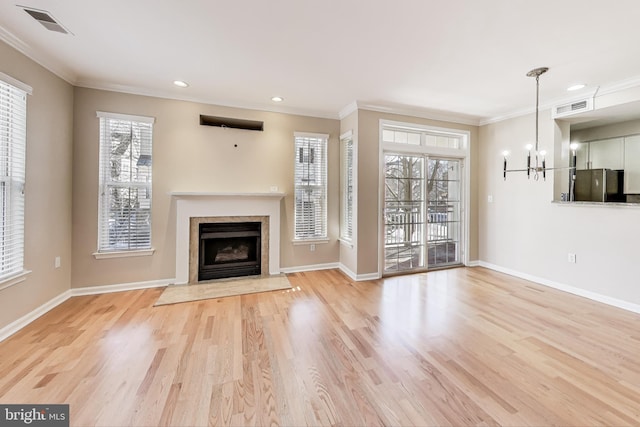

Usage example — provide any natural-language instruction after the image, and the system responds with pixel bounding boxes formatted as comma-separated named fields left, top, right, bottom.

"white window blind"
left=340, top=134, right=354, bottom=242
left=294, top=133, right=328, bottom=240
left=0, top=77, right=29, bottom=281
left=97, top=112, right=154, bottom=252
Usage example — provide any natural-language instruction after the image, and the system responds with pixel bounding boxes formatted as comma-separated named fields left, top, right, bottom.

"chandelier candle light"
left=503, top=67, right=574, bottom=181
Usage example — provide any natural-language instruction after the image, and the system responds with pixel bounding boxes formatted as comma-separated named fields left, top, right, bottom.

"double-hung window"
left=340, top=132, right=354, bottom=243
left=0, top=74, right=30, bottom=283
left=294, top=132, right=328, bottom=240
left=97, top=112, right=154, bottom=254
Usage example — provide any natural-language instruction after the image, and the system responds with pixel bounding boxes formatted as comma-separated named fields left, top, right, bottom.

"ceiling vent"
left=21, top=6, right=70, bottom=34
left=552, top=97, right=594, bottom=118
left=200, top=115, right=264, bottom=131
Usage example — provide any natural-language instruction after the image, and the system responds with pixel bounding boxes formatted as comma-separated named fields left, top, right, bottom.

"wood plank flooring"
left=1, top=267, right=639, bottom=426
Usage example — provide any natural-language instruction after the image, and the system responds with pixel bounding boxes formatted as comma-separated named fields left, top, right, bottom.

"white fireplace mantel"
left=171, top=191, right=286, bottom=198
left=172, top=192, right=285, bottom=284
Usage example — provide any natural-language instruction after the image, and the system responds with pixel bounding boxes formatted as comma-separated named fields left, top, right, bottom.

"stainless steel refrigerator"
left=574, top=169, right=625, bottom=202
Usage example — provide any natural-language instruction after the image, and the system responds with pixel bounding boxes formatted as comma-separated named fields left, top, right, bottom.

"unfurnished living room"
left=1, top=1, right=640, bottom=426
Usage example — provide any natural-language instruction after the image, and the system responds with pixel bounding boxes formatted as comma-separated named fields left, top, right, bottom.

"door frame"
left=378, top=119, right=471, bottom=277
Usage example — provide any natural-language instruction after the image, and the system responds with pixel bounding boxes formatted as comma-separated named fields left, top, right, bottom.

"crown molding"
left=0, top=24, right=76, bottom=84
left=338, top=101, right=358, bottom=120
left=75, top=79, right=340, bottom=120
left=481, top=76, right=640, bottom=126
left=597, top=75, right=640, bottom=97
left=342, top=101, right=481, bottom=126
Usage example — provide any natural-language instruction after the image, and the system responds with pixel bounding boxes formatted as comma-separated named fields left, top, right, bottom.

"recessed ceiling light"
left=173, top=80, right=189, bottom=88
left=271, top=96, right=284, bottom=102
left=567, top=84, right=586, bottom=91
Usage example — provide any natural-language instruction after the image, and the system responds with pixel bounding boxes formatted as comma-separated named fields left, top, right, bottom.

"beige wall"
left=479, top=109, right=640, bottom=306
left=0, top=41, right=74, bottom=329
left=72, top=88, right=340, bottom=288
left=356, top=109, right=479, bottom=276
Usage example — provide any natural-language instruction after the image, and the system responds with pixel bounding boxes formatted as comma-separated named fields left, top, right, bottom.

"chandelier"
left=503, top=67, right=575, bottom=181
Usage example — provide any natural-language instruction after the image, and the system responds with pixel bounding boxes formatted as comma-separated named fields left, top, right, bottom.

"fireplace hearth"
left=198, top=222, right=261, bottom=281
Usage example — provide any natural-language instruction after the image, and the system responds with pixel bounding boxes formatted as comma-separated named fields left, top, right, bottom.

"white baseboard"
left=280, top=263, right=381, bottom=281
left=466, top=260, right=480, bottom=267
left=0, top=278, right=175, bottom=343
left=478, top=261, right=640, bottom=315
left=280, top=262, right=340, bottom=274
left=337, top=264, right=381, bottom=281
left=337, top=263, right=357, bottom=280
left=71, top=278, right=174, bottom=296
left=0, top=289, right=72, bottom=343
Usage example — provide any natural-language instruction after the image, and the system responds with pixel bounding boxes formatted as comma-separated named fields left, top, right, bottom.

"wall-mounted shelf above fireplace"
left=199, top=114, right=264, bottom=131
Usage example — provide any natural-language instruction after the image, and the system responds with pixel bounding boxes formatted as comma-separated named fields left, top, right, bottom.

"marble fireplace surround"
left=173, top=192, right=285, bottom=284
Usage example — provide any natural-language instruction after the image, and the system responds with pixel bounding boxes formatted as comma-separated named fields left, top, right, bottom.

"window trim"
left=96, top=111, right=155, bottom=253
left=378, top=119, right=471, bottom=275
left=0, top=270, right=32, bottom=291
left=0, top=73, right=31, bottom=285
left=293, top=131, right=329, bottom=241
left=93, top=248, right=155, bottom=260
left=0, top=72, right=33, bottom=95
left=339, top=130, right=355, bottom=243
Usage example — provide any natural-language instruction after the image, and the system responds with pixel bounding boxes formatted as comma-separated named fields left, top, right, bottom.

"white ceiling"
left=2, top=0, right=640, bottom=124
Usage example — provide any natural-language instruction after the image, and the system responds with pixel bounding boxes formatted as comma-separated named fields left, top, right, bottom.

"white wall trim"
left=359, top=102, right=480, bottom=126
left=480, top=75, right=640, bottom=126
left=378, top=119, right=472, bottom=274
left=173, top=194, right=283, bottom=283
left=0, top=270, right=32, bottom=291
left=71, top=278, right=174, bottom=296
left=0, top=278, right=174, bottom=343
left=466, top=260, right=480, bottom=267
left=93, top=248, right=155, bottom=260
left=356, top=272, right=382, bottom=281
left=0, top=71, right=33, bottom=95
left=478, top=261, right=640, bottom=315
left=280, top=262, right=340, bottom=274
left=338, top=263, right=357, bottom=280
left=338, top=101, right=359, bottom=120
left=337, top=264, right=381, bottom=281
left=96, top=110, right=155, bottom=124
left=0, top=289, right=72, bottom=343
left=0, top=26, right=76, bottom=84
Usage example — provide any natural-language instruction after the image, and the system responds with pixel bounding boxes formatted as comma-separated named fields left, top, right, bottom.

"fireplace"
left=198, top=222, right=261, bottom=280
left=174, top=192, right=284, bottom=285
left=188, top=214, right=270, bottom=283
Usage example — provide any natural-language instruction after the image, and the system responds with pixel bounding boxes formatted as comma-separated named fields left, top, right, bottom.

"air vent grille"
left=22, top=7, right=70, bottom=34
left=552, top=98, right=593, bottom=118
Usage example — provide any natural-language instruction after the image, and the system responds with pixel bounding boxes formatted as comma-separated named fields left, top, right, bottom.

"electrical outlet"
left=568, top=253, right=576, bottom=263
left=55, top=256, right=61, bottom=268
left=310, top=244, right=316, bottom=252
left=270, top=186, right=279, bottom=192
left=488, top=195, right=493, bottom=203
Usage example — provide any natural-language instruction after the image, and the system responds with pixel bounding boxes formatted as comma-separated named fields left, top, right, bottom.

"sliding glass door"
left=384, top=155, right=462, bottom=274
left=427, top=158, right=461, bottom=268
left=384, top=154, right=426, bottom=273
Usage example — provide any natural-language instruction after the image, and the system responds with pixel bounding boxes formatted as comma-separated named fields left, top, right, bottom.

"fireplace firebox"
left=198, top=222, right=261, bottom=281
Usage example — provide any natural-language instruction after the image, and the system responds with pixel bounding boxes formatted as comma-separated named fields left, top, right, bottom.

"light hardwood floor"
left=1, top=267, right=639, bottom=426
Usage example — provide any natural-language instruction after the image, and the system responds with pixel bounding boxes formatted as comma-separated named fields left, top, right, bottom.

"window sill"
left=339, top=238, right=354, bottom=248
left=93, top=248, right=155, bottom=259
left=292, top=238, right=330, bottom=246
left=0, top=270, right=32, bottom=292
